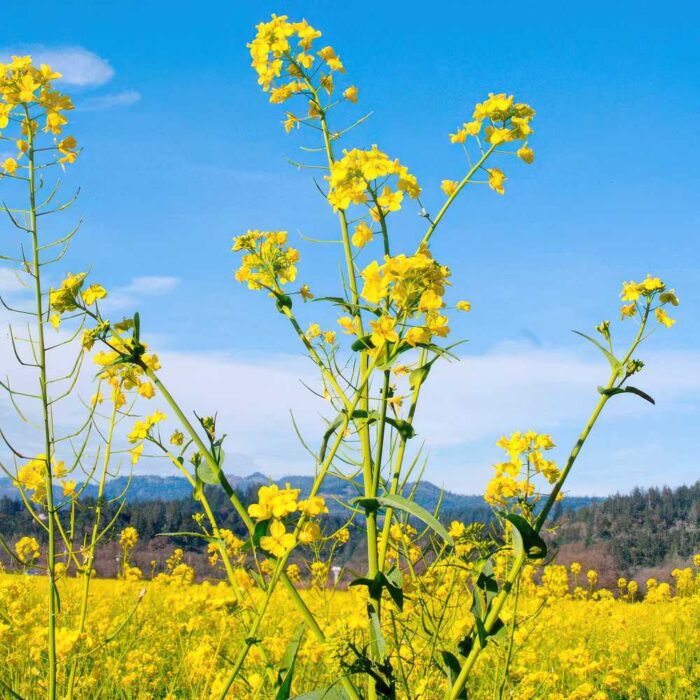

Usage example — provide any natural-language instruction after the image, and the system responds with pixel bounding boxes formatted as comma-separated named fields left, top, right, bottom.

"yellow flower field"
left=1, top=564, right=698, bottom=699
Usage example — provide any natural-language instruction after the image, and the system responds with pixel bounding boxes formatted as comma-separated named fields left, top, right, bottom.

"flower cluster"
left=342, top=247, right=451, bottom=351
left=0, top=56, right=78, bottom=174
left=14, top=536, right=40, bottom=565
left=90, top=323, right=161, bottom=409
left=126, top=411, right=167, bottom=464
left=232, top=230, right=300, bottom=291
left=326, top=145, right=421, bottom=214
left=247, top=484, right=327, bottom=557
left=484, top=431, right=560, bottom=509
left=14, top=454, right=73, bottom=505
left=450, top=93, right=535, bottom=149
left=207, top=529, right=245, bottom=568
left=119, top=527, right=139, bottom=550
left=49, top=272, right=107, bottom=327
left=447, top=93, right=535, bottom=196
left=619, top=274, right=679, bottom=327
left=248, top=14, right=356, bottom=116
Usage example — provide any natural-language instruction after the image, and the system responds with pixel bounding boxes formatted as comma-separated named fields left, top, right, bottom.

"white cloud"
left=0, top=305, right=696, bottom=493
left=80, top=90, right=141, bottom=111
left=0, top=267, right=27, bottom=294
left=1, top=46, right=115, bottom=87
left=101, top=276, right=180, bottom=311
left=151, top=343, right=700, bottom=483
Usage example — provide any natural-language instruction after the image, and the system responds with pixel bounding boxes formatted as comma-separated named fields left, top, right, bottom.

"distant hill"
left=0, top=472, right=600, bottom=516
left=554, top=481, right=700, bottom=572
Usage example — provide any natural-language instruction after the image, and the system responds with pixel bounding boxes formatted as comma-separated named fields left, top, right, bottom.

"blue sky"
left=1, top=0, right=699, bottom=495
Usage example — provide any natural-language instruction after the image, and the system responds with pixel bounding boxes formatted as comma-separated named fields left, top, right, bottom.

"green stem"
left=420, top=144, right=497, bottom=248
left=26, top=108, right=57, bottom=700
left=66, top=393, right=119, bottom=700
left=496, top=576, right=520, bottom=700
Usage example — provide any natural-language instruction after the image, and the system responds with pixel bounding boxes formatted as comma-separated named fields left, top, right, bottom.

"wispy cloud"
left=1, top=46, right=115, bottom=87
left=79, top=90, right=141, bottom=111
left=102, top=276, right=181, bottom=311
left=150, top=343, right=700, bottom=483
left=0, top=267, right=26, bottom=294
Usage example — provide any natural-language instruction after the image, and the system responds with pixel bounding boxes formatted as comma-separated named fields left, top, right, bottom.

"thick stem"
left=26, top=110, right=57, bottom=700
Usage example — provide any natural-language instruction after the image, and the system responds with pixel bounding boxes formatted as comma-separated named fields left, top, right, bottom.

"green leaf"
left=505, top=513, right=547, bottom=559
left=351, top=335, right=375, bottom=352
left=624, top=386, right=655, bottom=405
left=376, top=494, right=453, bottom=545
left=349, top=570, right=404, bottom=611
left=386, top=418, right=415, bottom=441
left=196, top=460, right=220, bottom=486
left=384, top=566, right=404, bottom=612
left=440, top=651, right=468, bottom=699
left=243, top=519, right=270, bottom=553
left=275, top=623, right=306, bottom=700
left=275, top=294, right=293, bottom=311
left=572, top=330, right=621, bottom=374
left=599, top=385, right=655, bottom=405
left=409, top=365, right=430, bottom=390
left=369, top=609, right=386, bottom=659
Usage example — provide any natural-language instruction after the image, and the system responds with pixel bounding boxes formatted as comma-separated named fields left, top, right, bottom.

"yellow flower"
left=620, top=303, right=637, bottom=320
left=138, top=382, right=155, bottom=399
left=298, top=496, right=328, bottom=517
left=61, top=480, right=77, bottom=497
left=360, top=260, right=389, bottom=305
left=283, top=112, right=300, bottom=132
left=405, top=326, right=430, bottom=346
left=300, top=284, right=313, bottom=300
left=318, top=46, right=344, bottom=73
left=119, top=527, right=139, bottom=549
left=487, top=168, right=506, bottom=195
left=260, top=519, right=296, bottom=557
left=376, top=186, right=403, bottom=213
left=2, top=157, right=18, bottom=175
left=81, top=284, right=107, bottom=305
left=659, top=289, right=679, bottom=306
left=456, top=300, right=471, bottom=312
left=130, top=444, right=144, bottom=464
left=170, top=430, right=184, bottom=446
left=323, top=330, right=336, bottom=345
left=640, top=275, right=664, bottom=292
left=57, top=135, right=78, bottom=165
left=621, top=281, right=643, bottom=301
left=441, top=179, right=458, bottom=196
left=370, top=316, right=399, bottom=346
left=337, top=316, right=356, bottom=335
left=655, top=307, right=675, bottom=328
left=298, top=522, right=321, bottom=544
left=418, top=289, right=443, bottom=312
left=351, top=221, right=373, bottom=248
left=343, top=85, right=358, bottom=103
left=15, top=536, right=40, bottom=564
left=517, top=146, right=534, bottom=163
left=306, top=323, right=321, bottom=339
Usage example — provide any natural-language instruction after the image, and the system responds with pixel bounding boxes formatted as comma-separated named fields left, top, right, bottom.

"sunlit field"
left=1, top=562, right=699, bottom=699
